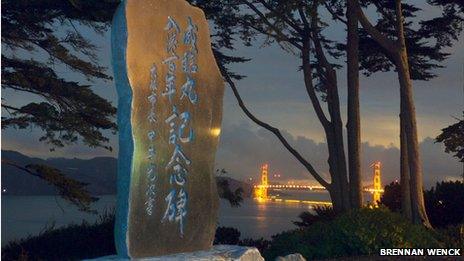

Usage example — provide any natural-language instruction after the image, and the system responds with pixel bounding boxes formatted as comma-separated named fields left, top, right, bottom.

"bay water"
left=2, top=191, right=330, bottom=246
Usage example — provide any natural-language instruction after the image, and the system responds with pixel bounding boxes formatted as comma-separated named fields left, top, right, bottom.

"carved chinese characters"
left=145, top=64, right=158, bottom=216
left=160, top=17, right=195, bottom=236
left=111, top=0, right=224, bottom=258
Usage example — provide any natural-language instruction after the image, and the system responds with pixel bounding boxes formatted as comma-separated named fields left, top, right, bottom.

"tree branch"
left=2, top=159, right=41, bottom=179
left=309, top=10, right=341, bottom=127
left=301, top=41, right=331, bottom=128
left=3, top=84, right=46, bottom=97
left=309, top=11, right=336, bottom=79
left=323, top=2, right=347, bottom=24
left=2, top=159, right=97, bottom=212
left=355, top=3, right=399, bottom=52
left=219, top=64, right=330, bottom=188
left=243, top=21, right=301, bottom=52
left=372, top=1, right=396, bottom=24
left=297, top=7, right=310, bottom=32
left=240, top=0, right=303, bottom=49
left=255, top=0, right=304, bottom=34
left=1, top=104, right=21, bottom=112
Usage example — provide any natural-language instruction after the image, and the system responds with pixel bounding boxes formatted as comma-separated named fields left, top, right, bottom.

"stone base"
left=85, top=245, right=264, bottom=261
left=276, top=253, right=306, bottom=261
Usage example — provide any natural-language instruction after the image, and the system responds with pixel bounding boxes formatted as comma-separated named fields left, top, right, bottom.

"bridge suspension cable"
left=253, top=162, right=385, bottom=206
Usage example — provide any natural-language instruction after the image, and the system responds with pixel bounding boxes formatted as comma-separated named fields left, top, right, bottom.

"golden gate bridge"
left=253, top=162, right=384, bottom=206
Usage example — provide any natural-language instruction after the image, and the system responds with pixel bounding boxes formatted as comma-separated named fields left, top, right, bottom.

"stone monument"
left=111, top=0, right=224, bottom=258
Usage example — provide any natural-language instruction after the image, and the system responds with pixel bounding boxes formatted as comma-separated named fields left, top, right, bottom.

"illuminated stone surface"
left=111, top=0, right=224, bottom=258
left=87, top=245, right=264, bottom=261
left=276, top=253, right=307, bottom=261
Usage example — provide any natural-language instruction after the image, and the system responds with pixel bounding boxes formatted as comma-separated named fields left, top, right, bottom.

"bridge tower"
left=260, top=164, right=269, bottom=199
left=372, top=162, right=382, bottom=205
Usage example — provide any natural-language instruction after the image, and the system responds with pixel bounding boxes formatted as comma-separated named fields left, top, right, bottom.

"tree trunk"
left=397, top=54, right=431, bottom=227
left=327, top=185, right=344, bottom=213
left=332, top=106, right=351, bottom=212
left=326, top=127, right=350, bottom=212
left=400, top=107, right=412, bottom=219
left=395, top=0, right=431, bottom=228
left=346, top=0, right=363, bottom=208
left=325, top=68, right=351, bottom=212
left=301, top=40, right=350, bottom=212
left=357, top=0, right=431, bottom=226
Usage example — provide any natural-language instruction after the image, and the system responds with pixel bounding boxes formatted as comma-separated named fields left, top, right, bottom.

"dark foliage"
left=435, top=224, right=464, bottom=249
left=213, top=224, right=273, bottom=253
left=381, top=180, right=464, bottom=228
left=428, top=0, right=464, bottom=13
left=1, top=0, right=248, bottom=213
left=238, top=237, right=271, bottom=254
left=214, top=226, right=241, bottom=245
left=1, top=1, right=247, bottom=147
left=293, top=206, right=337, bottom=228
left=189, top=0, right=250, bottom=80
left=2, top=158, right=98, bottom=212
left=1, top=211, right=116, bottom=261
left=380, top=181, right=401, bottom=213
left=358, top=0, right=463, bottom=80
left=264, top=207, right=442, bottom=260
left=2, top=0, right=119, bottom=150
left=3, top=209, right=461, bottom=260
left=210, top=225, right=273, bottom=254
left=24, top=163, right=98, bottom=212
left=425, top=181, right=464, bottom=228
left=217, top=178, right=244, bottom=207
left=2, top=220, right=266, bottom=260
left=436, top=113, right=464, bottom=162
left=380, top=181, right=402, bottom=212
left=1, top=0, right=121, bottom=211
left=190, top=0, right=464, bottom=201
left=216, top=169, right=244, bottom=207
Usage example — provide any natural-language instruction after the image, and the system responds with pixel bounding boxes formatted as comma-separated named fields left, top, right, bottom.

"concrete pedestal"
left=86, top=245, right=264, bottom=261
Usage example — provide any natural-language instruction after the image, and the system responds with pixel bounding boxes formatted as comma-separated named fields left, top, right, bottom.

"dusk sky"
left=2, top=1, right=463, bottom=187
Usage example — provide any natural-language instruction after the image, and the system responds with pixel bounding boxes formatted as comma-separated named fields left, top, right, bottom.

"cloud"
left=215, top=123, right=462, bottom=188
left=3, top=119, right=460, bottom=188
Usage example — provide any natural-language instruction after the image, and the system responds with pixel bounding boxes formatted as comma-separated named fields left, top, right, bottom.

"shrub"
left=239, top=237, right=271, bottom=254
left=434, top=224, right=464, bottom=249
left=381, top=180, right=464, bottom=228
left=425, top=181, right=464, bottom=228
left=380, top=181, right=401, bottom=212
left=263, top=207, right=442, bottom=260
left=293, top=206, right=337, bottom=228
left=214, top=226, right=241, bottom=245
left=1, top=212, right=116, bottom=261
left=4, top=208, right=458, bottom=260
left=3, top=221, right=268, bottom=260
left=214, top=226, right=271, bottom=254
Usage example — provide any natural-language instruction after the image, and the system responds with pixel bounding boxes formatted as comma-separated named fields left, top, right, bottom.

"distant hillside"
left=2, top=150, right=117, bottom=195
left=1, top=150, right=252, bottom=197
